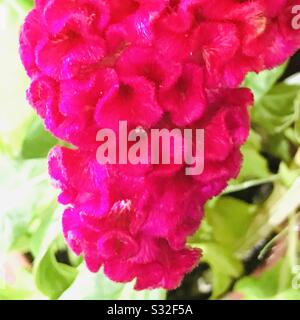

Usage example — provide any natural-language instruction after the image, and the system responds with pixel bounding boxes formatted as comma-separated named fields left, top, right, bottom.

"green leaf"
left=252, top=84, right=300, bottom=134
left=190, top=198, right=255, bottom=298
left=34, top=244, right=78, bottom=299
left=188, top=217, right=214, bottom=244
left=205, top=197, right=256, bottom=251
left=234, top=265, right=280, bottom=299
left=233, top=260, right=300, bottom=300
left=201, top=244, right=243, bottom=278
left=264, top=134, right=292, bottom=162
left=243, top=63, right=287, bottom=103
left=21, top=117, right=58, bottom=159
left=60, top=266, right=166, bottom=300
left=227, top=131, right=271, bottom=190
left=17, top=0, right=34, bottom=11
left=199, top=243, right=243, bottom=299
left=209, top=272, right=232, bottom=300
left=238, top=145, right=270, bottom=181
left=244, top=129, right=263, bottom=150
left=32, top=211, right=78, bottom=299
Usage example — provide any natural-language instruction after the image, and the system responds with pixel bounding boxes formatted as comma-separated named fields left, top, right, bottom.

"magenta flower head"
left=20, top=0, right=300, bottom=290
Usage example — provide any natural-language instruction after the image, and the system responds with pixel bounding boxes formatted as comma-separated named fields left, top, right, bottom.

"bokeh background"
left=1, top=0, right=300, bottom=300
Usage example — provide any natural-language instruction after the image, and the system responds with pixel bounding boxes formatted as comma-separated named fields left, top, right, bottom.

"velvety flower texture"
left=20, top=0, right=300, bottom=289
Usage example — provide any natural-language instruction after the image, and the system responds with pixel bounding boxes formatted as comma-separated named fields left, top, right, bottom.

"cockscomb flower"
left=48, top=86, right=249, bottom=288
left=49, top=146, right=201, bottom=289
left=20, top=0, right=300, bottom=290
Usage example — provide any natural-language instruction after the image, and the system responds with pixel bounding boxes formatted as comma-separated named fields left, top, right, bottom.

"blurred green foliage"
left=0, top=0, right=300, bottom=300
